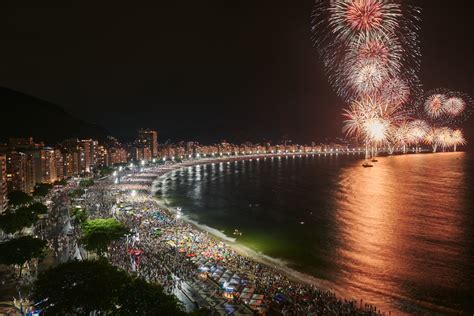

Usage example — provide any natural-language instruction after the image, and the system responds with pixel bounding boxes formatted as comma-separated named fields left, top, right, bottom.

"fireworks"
left=408, top=119, right=429, bottom=144
left=380, top=76, right=410, bottom=106
left=443, top=97, right=465, bottom=116
left=328, top=0, right=401, bottom=44
left=312, top=1, right=470, bottom=152
left=424, top=94, right=446, bottom=118
left=423, top=127, right=466, bottom=152
left=451, top=129, right=466, bottom=151
left=389, top=121, right=411, bottom=152
left=418, top=89, right=472, bottom=126
left=364, top=118, right=389, bottom=142
left=343, top=95, right=406, bottom=142
left=349, top=59, right=388, bottom=94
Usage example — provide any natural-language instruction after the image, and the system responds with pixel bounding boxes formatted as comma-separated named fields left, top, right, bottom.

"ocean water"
left=155, top=152, right=474, bottom=315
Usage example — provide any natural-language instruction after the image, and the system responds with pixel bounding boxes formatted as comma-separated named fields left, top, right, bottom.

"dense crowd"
left=69, top=161, right=388, bottom=316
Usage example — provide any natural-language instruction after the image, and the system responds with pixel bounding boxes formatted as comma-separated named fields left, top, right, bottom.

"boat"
left=371, top=159, right=378, bottom=162
left=362, top=162, right=374, bottom=168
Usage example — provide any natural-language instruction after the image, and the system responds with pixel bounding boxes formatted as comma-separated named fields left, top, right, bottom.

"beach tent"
left=249, top=299, right=263, bottom=307
left=240, top=292, right=253, bottom=302
left=211, top=271, right=224, bottom=279
left=224, top=285, right=236, bottom=292
left=252, top=294, right=264, bottom=300
left=229, top=277, right=240, bottom=286
left=274, top=293, right=289, bottom=303
left=222, top=271, right=233, bottom=279
left=242, top=287, right=255, bottom=294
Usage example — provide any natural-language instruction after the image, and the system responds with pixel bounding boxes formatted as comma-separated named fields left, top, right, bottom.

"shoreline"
left=135, top=152, right=466, bottom=315
left=147, top=154, right=359, bottom=300
left=115, top=152, right=466, bottom=314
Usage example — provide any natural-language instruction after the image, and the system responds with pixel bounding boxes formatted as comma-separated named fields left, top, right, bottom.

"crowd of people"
left=70, top=160, right=387, bottom=315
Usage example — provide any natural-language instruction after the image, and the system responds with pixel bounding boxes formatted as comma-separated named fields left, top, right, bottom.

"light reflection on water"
left=158, top=153, right=474, bottom=314
left=333, top=153, right=473, bottom=314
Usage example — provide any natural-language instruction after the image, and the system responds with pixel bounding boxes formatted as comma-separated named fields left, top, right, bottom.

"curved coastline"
left=148, top=153, right=358, bottom=299
left=146, top=151, right=469, bottom=315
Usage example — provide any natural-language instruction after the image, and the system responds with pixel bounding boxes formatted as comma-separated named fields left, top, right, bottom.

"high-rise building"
left=134, top=147, right=152, bottom=162
left=0, top=154, right=8, bottom=213
left=95, top=145, right=109, bottom=167
left=60, top=139, right=87, bottom=175
left=108, top=147, right=128, bottom=165
left=6, top=151, right=36, bottom=194
left=137, top=129, right=158, bottom=158
left=34, top=148, right=58, bottom=184
left=80, top=139, right=98, bottom=173
left=6, top=151, right=26, bottom=192
left=62, top=151, right=75, bottom=178
left=54, top=149, right=64, bottom=181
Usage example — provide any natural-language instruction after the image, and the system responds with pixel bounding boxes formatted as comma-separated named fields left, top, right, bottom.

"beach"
left=85, top=154, right=383, bottom=315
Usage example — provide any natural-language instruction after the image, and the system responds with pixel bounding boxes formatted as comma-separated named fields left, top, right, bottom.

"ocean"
left=155, top=152, right=474, bottom=315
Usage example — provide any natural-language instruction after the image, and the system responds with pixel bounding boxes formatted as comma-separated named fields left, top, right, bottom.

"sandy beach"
left=140, top=155, right=370, bottom=306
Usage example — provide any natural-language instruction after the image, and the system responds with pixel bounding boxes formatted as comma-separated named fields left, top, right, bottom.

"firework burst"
left=348, top=33, right=403, bottom=76
left=443, top=96, right=465, bottom=116
left=328, top=0, right=402, bottom=44
left=343, top=95, right=406, bottom=142
left=380, top=76, right=410, bottom=106
left=391, top=121, right=411, bottom=147
left=451, top=129, right=466, bottom=151
left=424, top=93, right=446, bottom=118
left=408, top=119, right=429, bottom=145
left=349, top=58, right=388, bottom=95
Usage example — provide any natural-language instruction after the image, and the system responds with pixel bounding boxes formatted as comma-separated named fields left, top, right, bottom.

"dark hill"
left=0, top=87, right=108, bottom=144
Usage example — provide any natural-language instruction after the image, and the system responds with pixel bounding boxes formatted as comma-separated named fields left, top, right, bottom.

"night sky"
left=1, top=1, right=473, bottom=143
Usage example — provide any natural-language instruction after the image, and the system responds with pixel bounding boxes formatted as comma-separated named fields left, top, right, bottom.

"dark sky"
left=1, top=1, right=473, bottom=143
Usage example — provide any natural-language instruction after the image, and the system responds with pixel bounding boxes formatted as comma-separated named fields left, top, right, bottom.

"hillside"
left=0, top=87, right=108, bottom=144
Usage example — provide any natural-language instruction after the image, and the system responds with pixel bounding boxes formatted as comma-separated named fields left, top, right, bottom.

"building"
left=95, top=145, right=109, bottom=167
left=134, top=146, right=152, bottom=162
left=54, top=149, right=64, bottom=181
left=6, top=151, right=36, bottom=194
left=108, top=147, right=128, bottom=165
left=0, top=155, right=7, bottom=213
left=80, top=139, right=98, bottom=173
left=137, top=129, right=158, bottom=158
left=34, top=148, right=58, bottom=184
